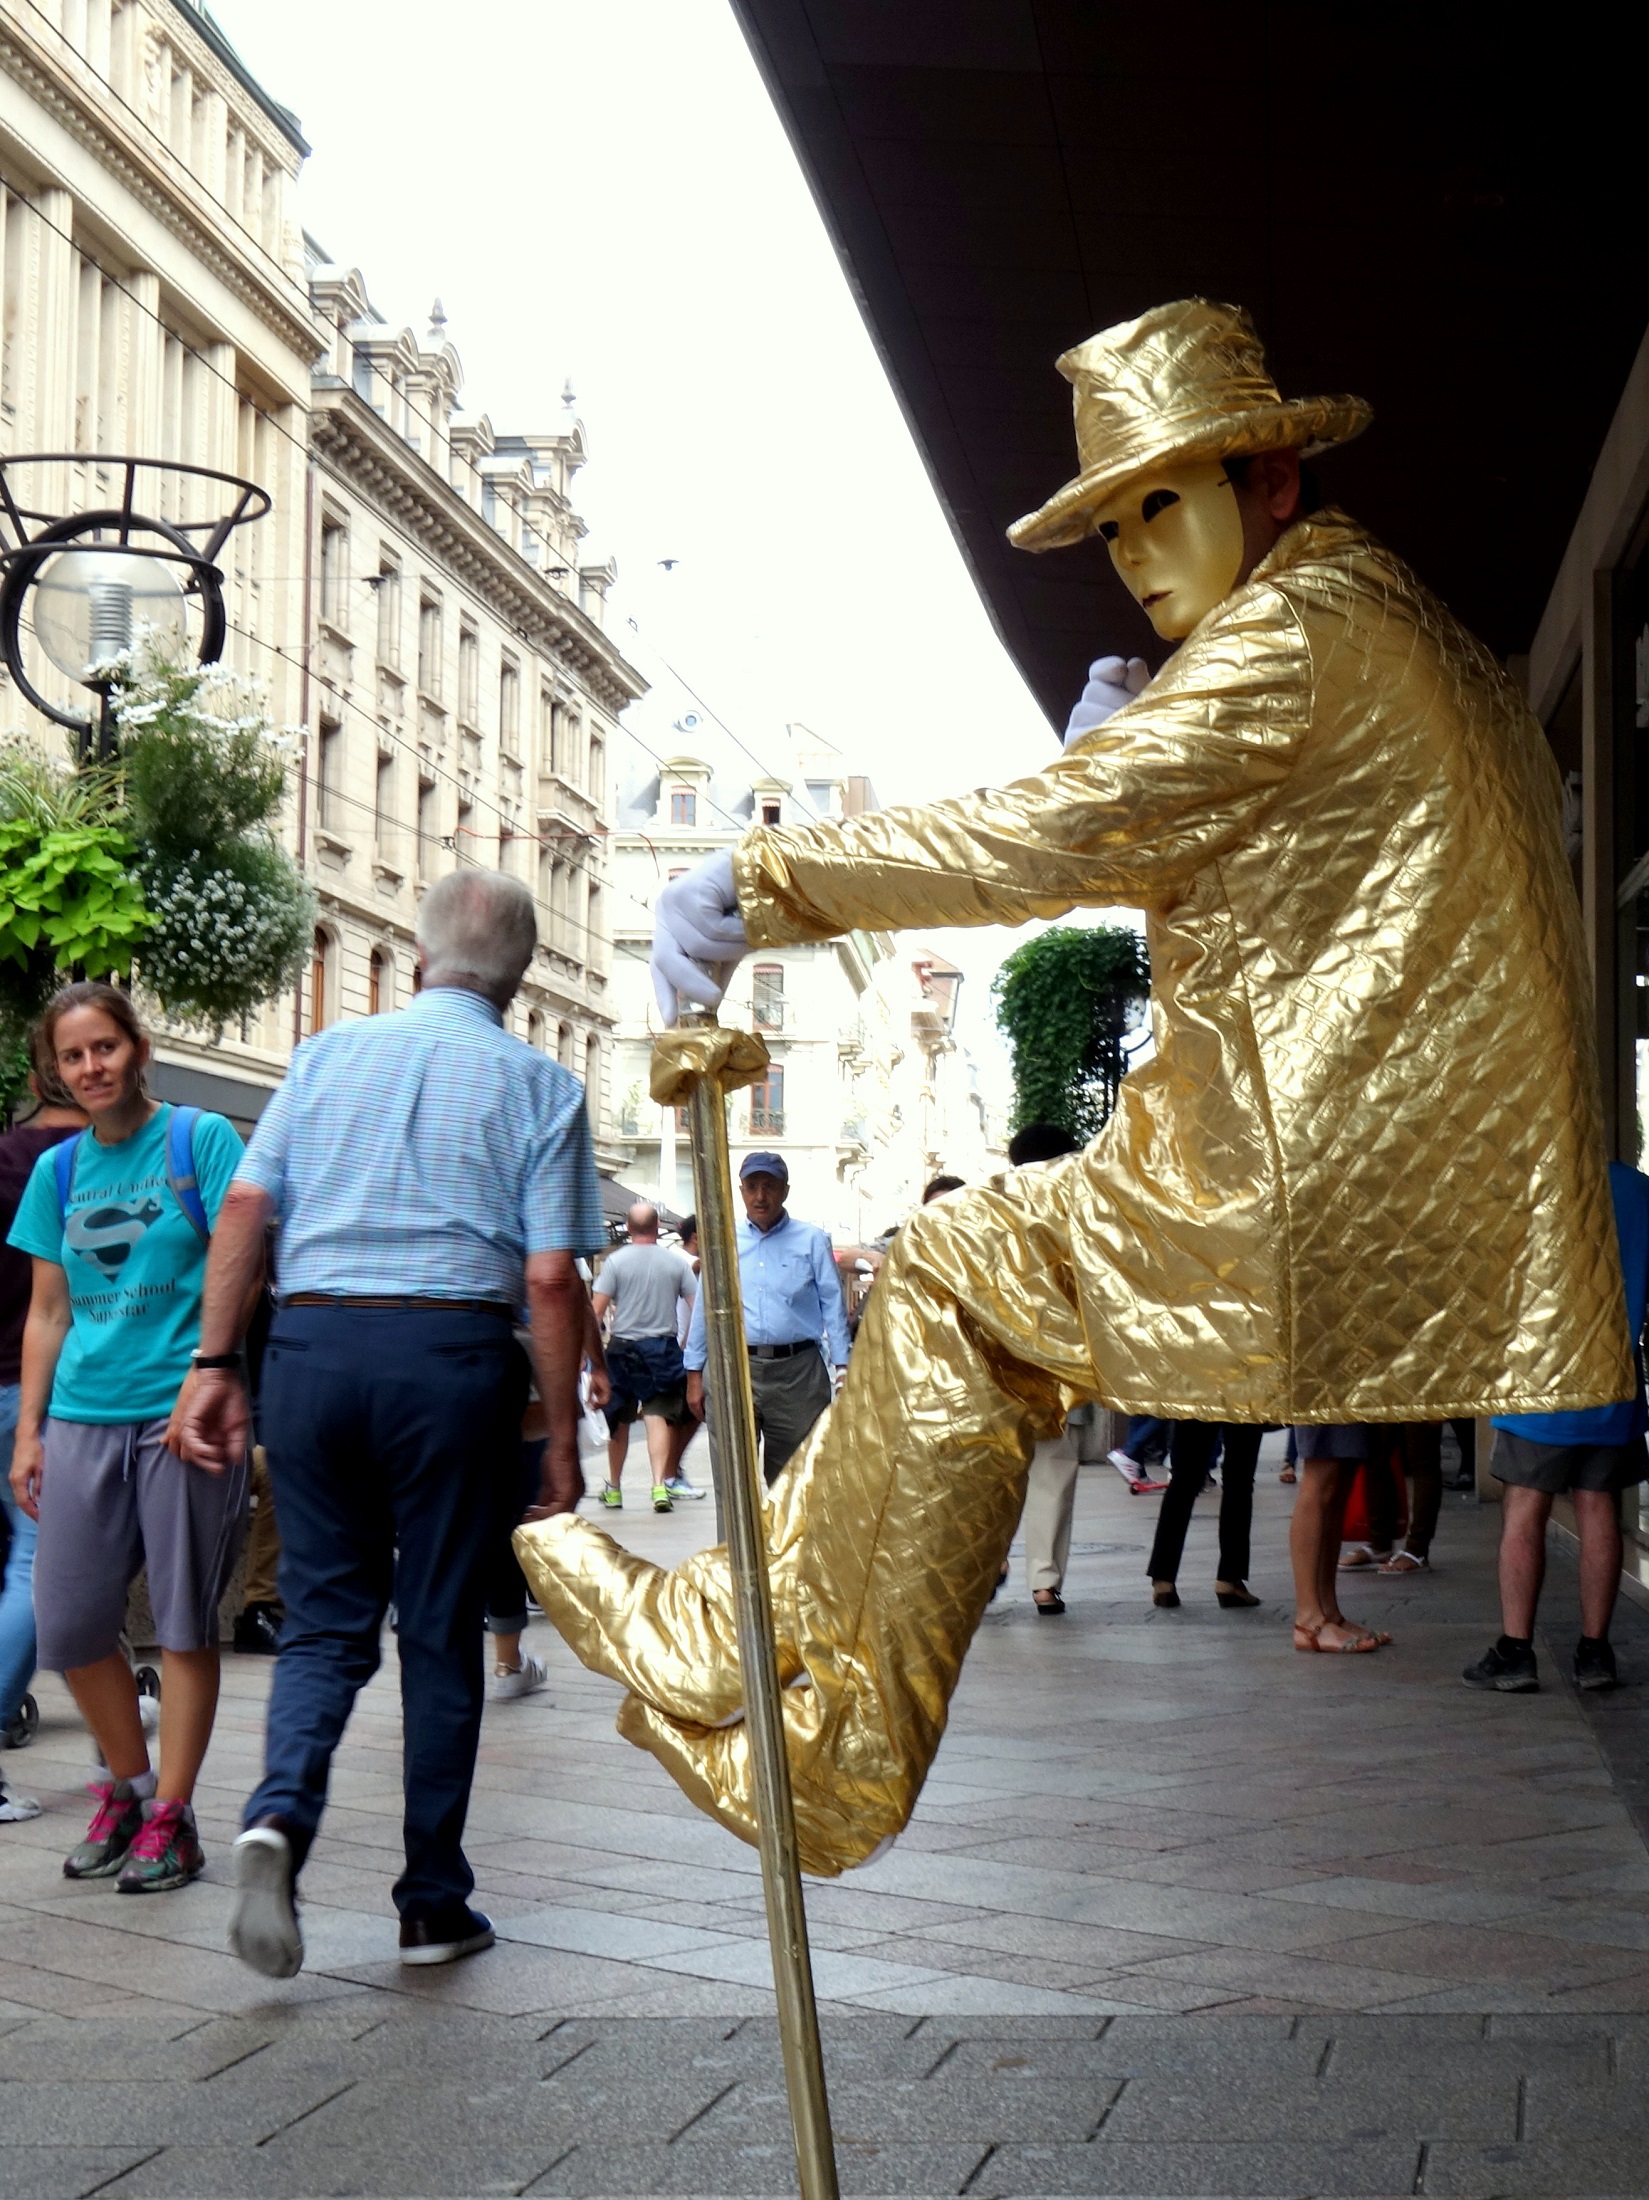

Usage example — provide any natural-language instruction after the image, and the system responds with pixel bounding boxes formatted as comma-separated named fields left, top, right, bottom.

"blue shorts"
left=1291, top=1424, right=1372, bottom=1462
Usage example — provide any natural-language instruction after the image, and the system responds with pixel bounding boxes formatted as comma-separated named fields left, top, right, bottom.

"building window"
left=368, top=947, right=388, bottom=1014
left=499, top=656, right=521, bottom=753
left=375, top=749, right=395, bottom=860
left=316, top=717, right=343, bottom=834
left=752, top=963, right=784, bottom=1030
left=458, top=622, right=479, bottom=725
left=527, top=1009, right=544, bottom=1051
left=585, top=1032, right=601, bottom=1097
left=585, top=882, right=602, bottom=971
left=417, top=777, right=438, bottom=879
left=749, top=1065, right=784, bottom=1135
left=417, top=592, right=442, bottom=700
left=588, top=734, right=605, bottom=806
left=670, top=789, right=695, bottom=826
left=546, top=693, right=564, bottom=776
left=310, top=927, right=334, bottom=1032
left=761, top=799, right=781, bottom=826
left=456, top=791, right=474, bottom=854
left=558, top=1022, right=574, bottom=1068
left=374, top=554, right=401, bottom=667
left=320, top=512, right=349, bottom=629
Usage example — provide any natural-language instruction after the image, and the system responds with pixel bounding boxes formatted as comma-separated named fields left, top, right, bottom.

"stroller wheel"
left=3, top=1692, right=37, bottom=1749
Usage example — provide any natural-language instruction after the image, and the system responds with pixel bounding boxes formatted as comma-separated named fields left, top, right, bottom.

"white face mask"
left=1092, top=460, right=1246, bottom=639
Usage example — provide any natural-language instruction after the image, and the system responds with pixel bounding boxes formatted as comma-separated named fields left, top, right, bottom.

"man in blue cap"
left=683, top=1152, right=849, bottom=1492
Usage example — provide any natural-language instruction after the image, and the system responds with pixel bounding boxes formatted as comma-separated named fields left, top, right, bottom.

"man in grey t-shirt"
left=591, top=1204, right=701, bottom=1511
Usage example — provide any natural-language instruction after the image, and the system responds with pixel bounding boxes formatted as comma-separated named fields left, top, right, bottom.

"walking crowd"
left=0, top=859, right=1645, bottom=1972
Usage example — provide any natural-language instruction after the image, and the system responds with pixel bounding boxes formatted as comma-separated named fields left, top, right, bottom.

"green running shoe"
left=63, top=1777, right=147, bottom=1879
left=117, top=1797, right=205, bottom=1894
left=600, top=1485, right=622, bottom=1509
left=651, top=1484, right=673, bottom=1513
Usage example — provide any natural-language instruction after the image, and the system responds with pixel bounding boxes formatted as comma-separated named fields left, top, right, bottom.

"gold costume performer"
left=517, top=300, right=1631, bottom=1876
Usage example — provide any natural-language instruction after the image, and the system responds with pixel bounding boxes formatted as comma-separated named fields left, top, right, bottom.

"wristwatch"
left=190, top=1351, right=241, bottom=1371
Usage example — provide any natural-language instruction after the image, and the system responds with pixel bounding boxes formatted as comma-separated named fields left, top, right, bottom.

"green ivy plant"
left=0, top=748, right=146, bottom=1111
left=992, top=923, right=1151, bottom=1143
left=0, top=817, right=151, bottom=978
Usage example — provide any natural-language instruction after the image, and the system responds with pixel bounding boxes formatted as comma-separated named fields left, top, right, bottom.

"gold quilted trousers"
left=514, top=1157, right=1091, bottom=1878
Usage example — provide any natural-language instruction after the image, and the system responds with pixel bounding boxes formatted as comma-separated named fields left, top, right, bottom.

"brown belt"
left=284, top=1294, right=516, bottom=1319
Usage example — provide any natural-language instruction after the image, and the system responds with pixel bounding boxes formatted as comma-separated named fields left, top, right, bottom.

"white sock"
left=126, top=1767, right=157, bottom=1799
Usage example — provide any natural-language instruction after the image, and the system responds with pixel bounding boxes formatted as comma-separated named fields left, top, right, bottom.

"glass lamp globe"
left=31, top=547, right=189, bottom=681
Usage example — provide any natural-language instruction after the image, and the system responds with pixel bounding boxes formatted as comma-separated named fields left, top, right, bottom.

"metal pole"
left=677, top=1005, right=839, bottom=2200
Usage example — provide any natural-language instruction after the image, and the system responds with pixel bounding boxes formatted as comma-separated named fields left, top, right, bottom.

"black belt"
left=284, top=1294, right=516, bottom=1319
left=748, top=1340, right=817, bottom=1361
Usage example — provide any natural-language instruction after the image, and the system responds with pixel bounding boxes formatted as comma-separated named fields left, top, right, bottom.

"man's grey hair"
left=416, top=869, right=538, bottom=1005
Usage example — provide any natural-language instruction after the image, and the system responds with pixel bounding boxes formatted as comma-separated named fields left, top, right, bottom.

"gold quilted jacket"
left=734, top=512, right=1631, bottom=1420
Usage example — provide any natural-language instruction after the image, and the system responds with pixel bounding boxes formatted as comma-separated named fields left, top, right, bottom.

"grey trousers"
left=707, top=1347, right=834, bottom=1531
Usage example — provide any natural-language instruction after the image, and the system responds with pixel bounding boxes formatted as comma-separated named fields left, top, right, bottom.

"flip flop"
left=1378, top=1551, right=1430, bottom=1574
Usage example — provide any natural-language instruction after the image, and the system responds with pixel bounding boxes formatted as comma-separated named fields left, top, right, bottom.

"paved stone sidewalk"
left=6, top=1429, right=1649, bottom=2194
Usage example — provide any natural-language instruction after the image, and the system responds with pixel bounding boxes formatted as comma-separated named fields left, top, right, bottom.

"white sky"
left=210, top=0, right=1130, bottom=1102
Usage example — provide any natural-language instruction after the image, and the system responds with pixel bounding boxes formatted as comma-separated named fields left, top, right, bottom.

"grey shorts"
left=1292, top=1424, right=1372, bottom=1462
left=33, top=1418, right=249, bottom=1669
left=1491, top=1429, right=1649, bottom=1496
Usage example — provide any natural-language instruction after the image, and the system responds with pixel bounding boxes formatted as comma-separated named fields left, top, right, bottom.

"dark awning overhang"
left=731, top=3, right=1649, bottom=723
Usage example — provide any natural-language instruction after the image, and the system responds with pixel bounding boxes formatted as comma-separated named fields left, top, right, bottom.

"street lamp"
left=0, top=454, right=271, bottom=762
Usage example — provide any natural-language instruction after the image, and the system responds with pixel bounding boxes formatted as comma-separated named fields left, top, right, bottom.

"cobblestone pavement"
left=7, top=1429, right=1649, bottom=2195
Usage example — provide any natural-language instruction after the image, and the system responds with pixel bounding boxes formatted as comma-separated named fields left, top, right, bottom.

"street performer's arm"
left=738, top=586, right=1310, bottom=946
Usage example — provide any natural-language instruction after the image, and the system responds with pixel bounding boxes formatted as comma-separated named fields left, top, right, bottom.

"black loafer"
left=233, top=1603, right=283, bottom=1655
left=398, top=1906, right=495, bottom=1967
left=1033, top=1591, right=1065, bottom=1616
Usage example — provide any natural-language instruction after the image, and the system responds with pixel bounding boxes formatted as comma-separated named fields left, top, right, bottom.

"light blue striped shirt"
left=683, top=1211, right=850, bottom=1372
left=236, top=986, right=605, bottom=1299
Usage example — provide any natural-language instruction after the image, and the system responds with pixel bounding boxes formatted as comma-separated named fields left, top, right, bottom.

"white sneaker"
left=228, top=1825, right=303, bottom=1979
left=491, top=1651, right=549, bottom=1702
left=1108, top=1448, right=1142, bottom=1484
left=662, top=1475, right=706, bottom=1499
left=0, top=1778, right=40, bottom=1823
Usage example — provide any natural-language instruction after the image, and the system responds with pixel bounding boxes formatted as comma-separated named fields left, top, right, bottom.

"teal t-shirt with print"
left=7, top=1104, right=243, bottom=1423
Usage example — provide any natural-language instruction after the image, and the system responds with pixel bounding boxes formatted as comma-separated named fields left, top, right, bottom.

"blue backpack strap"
left=165, top=1105, right=211, bottom=1244
left=52, top=1130, right=83, bottom=1226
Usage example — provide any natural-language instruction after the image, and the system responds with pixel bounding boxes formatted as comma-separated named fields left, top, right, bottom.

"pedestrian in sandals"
left=6, top=984, right=248, bottom=1892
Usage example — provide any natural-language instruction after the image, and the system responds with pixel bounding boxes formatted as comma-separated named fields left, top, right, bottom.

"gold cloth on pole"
left=516, top=505, right=1631, bottom=1878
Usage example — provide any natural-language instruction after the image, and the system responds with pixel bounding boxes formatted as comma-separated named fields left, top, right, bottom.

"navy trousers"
left=245, top=1306, right=528, bottom=1921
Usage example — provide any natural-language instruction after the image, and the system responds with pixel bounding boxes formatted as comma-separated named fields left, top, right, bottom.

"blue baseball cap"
left=740, top=1150, right=789, bottom=1183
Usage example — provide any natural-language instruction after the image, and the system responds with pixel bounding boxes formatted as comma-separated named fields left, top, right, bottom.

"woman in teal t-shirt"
left=6, top=982, right=247, bottom=1895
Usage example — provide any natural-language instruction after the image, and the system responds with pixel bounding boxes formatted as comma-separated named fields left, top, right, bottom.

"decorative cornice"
left=0, top=18, right=319, bottom=371
left=310, top=387, right=648, bottom=719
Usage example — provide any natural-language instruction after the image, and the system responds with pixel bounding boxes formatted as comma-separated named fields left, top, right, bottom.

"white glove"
left=1062, top=655, right=1151, bottom=748
left=651, top=850, right=749, bottom=1024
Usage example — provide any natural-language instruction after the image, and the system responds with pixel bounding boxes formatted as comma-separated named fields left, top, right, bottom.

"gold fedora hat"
left=1009, top=299, right=1372, bottom=553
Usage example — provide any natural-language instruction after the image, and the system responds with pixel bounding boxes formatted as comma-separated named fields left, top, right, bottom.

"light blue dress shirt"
left=236, top=986, right=605, bottom=1299
left=684, top=1210, right=850, bottom=1371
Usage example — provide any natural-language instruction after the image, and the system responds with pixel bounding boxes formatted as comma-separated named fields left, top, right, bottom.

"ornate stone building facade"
left=0, top=0, right=312, bottom=1117
left=0, top=4, right=643, bottom=1148
left=302, top=255, right=643, bottom=1153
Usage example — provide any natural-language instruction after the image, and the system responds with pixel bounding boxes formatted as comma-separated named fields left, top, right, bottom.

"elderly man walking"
left=182, top=870, right=604, bottom=1979
left=684, top=1152, right=849, bottom=1493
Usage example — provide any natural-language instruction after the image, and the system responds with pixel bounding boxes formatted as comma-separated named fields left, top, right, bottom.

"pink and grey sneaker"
left=116, top=1797, right=204, bottom=1894
left=63, top=1777, right=148, bottom=1879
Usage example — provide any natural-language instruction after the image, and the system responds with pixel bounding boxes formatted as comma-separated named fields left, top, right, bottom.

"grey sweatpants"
left=33, top=1417, right=249, bottom=1669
